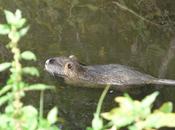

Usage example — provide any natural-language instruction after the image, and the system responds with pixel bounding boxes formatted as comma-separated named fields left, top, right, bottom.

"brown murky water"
left=0, top=0, right=175, bottom=129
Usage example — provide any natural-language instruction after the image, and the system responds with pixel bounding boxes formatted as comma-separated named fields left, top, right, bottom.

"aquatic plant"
left=87, top=88, right=175, bottom=130
left=0, top=9, right=59, bottom=130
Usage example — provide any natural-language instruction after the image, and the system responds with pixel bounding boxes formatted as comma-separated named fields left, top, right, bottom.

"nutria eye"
left=48, top=58, right=55, bottom=64
left=67, top=63, right=72, bottom=69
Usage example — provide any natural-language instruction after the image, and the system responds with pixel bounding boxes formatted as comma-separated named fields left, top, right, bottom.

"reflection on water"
left=0, top=0, right=175, bottom=129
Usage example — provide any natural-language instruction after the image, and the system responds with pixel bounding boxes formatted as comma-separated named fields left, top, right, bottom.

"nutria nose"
left=46, top=58, right=55, bottom=64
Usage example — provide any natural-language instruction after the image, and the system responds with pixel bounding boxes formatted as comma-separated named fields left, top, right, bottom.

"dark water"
left=0, top=0, right=175, bottom=130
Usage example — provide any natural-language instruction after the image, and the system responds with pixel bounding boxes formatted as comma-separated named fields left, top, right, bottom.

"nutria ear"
left=69, top=55, right=86, bottom=66
left=65, top=62, right=73, bottom=70
left=69, top=55, right=77, bottom=61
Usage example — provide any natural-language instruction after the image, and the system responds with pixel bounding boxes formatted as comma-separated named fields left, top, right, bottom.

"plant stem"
left=11, top=42, right=22, bottom=83
left=9, top=37, right=23, bottom=129
left=39, top=90, right=44, bottom=120
left=96, top=85, right=110, bottom=115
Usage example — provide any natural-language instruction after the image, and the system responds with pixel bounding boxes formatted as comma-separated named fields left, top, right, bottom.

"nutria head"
left=45, top=55, right=85, bottom=81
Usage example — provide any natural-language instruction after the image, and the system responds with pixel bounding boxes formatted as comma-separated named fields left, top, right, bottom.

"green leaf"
left=0, top=114, right=13, bottom=129
left=19, top=26, right=29, bottom=36
left=0, top=24, right=10, bottom=35
left=4, top=9, right=25, bottom=29
left=92, top=113, right=103, bottom=130
left=15, top=9, right=22, bottom=20
left=0, top=85, right=12, bottom=96
left=21, top=105, right=38, bottom=130
left=4, top=10, right=16, bottom=24
left=21, top=51, right=37, bottom=61
left=47, top=107, right=58, bottom=125
left=22, top=105, right=38, bottom=116
left=158, top=102, right=173, bottom=113
left=22, top=67, right=39, bottom=77
left=0, top=93, right=13, bottom=106
left=145, top=112, right=175, bottom=128
left=15, top=18, right=26, bottom=28
left=5, top=104, right=14, bottom=115
left=115, top=96, right=134, bottom=110
left=0, top=62, right=11, bottom=72
left=102, top=108, right=134, bottom=128
left=24, top=84, right=55, bottom=91
left=14, top=9, right=27, bottom=28
left=141, top=91, right=159, bottom=108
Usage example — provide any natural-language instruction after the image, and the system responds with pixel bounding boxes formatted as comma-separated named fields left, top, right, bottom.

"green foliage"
left=88, top=91, right=175, bottom=130
left=4, top=9, right=26, bottom=29
left=159, top=102, right=173, bottom=113
left=0, top=24, right=10, bottom=35
left=47, top=107, right=58, bottom=125
left=0, top=105, right=58, bottom=130
left=0, top=9, right=59, bottom=130
left=22, top=67, right=39, bottom=77
left=92, top=113, right=103, bottom=130
left=21, top=51, right=37, bottom=61
left=0, top=62, right=11, bottom=72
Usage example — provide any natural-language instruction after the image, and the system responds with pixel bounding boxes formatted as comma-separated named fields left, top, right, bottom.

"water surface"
left=0, top=0, right=175, bottom=129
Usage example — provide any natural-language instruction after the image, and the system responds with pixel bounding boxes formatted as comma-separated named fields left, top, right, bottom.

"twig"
left=113, top=1, right=160, bottom=27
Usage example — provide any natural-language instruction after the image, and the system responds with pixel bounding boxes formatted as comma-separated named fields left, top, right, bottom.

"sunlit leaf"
left=21, top=105, right=38, bottom=130
left=47, top=107, right=58, bottom=125
left=22, top=67, right=39, bottom=77
left=15, top=18, right=26, bottom=28
left=15, top=9, right=22, bottom=20
left=115, top=96, right=134, bottom=110
left=0, top=24, right=10, bottom=35
left=19, top=26, right=29, bottom=36
left=4, top=10, right=16, bottom=24
left=0, top=62, right=11, bottom=72
left=21, top=51, right=36, bottom=61
left=0, top=114, right=13, bottom=129
left=0, top=93, right=13, bottom=106
left=158, top=102, right=173, bottom=113
left=24, top=84, right=55, bottom=91
left=145, top=112, right=175, bottom=128
left=5, top=104, right=14, bottom=114
left=4, top=9, right=25, bottom=29
left=102, top=108, right=134, bottom=128
left=0, top=85, right=12, bottom=96
left=141, top=91, right=159, bottom=108
left=22, top=105, right=38, bottom=116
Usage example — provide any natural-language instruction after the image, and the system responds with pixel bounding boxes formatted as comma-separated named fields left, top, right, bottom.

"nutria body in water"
left=45, top=55, right=175, bottom=88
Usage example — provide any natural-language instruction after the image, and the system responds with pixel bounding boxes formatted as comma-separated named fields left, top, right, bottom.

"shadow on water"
left=0, top=0, right=175, bottom=129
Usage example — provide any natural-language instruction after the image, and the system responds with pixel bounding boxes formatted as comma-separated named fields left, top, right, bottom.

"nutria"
left=45, top=55, right=175, bottom=88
